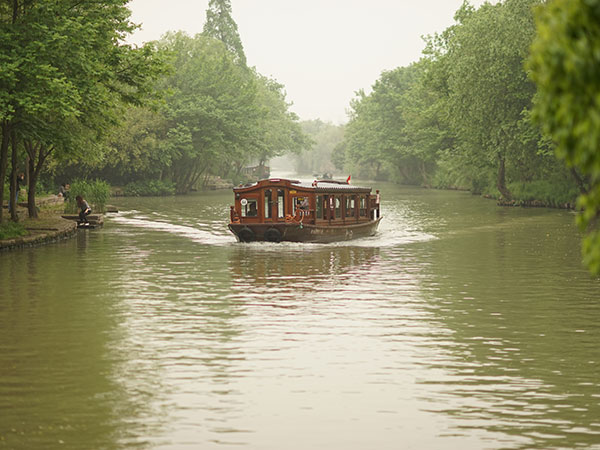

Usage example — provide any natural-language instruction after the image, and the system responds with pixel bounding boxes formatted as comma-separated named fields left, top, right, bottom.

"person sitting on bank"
left=57, top=183, right=70, bottom=200
left=76, top=195, right=91, bottom=224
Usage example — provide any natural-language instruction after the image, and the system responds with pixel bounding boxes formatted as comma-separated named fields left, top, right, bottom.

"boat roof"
left=233, top=178, right=372, bottom=193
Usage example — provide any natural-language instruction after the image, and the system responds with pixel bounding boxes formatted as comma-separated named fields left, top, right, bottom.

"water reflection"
left=229, top=244, right=380, bottom=284
left=416, top=205, right=600, bottom=449
left=2, top=187, right=600, bottom=449
left=0, top=238, right=164, bottom=449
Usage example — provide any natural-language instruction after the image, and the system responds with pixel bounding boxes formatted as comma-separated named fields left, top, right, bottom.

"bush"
left=0, top=222, right=27, bottom=240
left=65, top=179, right=111, bottom=213
left=123, top=180, right=175, bottom=197
left=508, top=180, right=579, bottom=206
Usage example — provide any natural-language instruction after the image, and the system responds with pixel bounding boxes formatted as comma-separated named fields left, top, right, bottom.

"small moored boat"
left=228, top=178, right=382, bottom=243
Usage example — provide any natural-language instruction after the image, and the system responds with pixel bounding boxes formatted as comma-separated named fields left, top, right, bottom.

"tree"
left=203, top=0, right=247, bottom=67
left=344, top=64, right=430, bottom=183
left=0, top=0, right=164, bottom=219
left=101, top=106, right=170, bottom=183
left=444, top=0, right=541, bottom=199
left=528, top=0, right=600, bottom=274
left=157, top=32, right=259, bottom=193
left=252, top=74, right=309, bottom=170
left=294, top=120, right=343, bottom=176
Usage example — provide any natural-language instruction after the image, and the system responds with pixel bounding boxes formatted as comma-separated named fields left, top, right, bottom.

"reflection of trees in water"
left=109, top=240, right=254, bottom=441
left=0, top=237, right=168, bottom=449
left=417, top=225, right=600, bottom=449
left=228, top=245, right=381, bottom=298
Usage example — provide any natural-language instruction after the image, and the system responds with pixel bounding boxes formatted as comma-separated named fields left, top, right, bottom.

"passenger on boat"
left=248, top=201, right=257, bottom=217
left=299, top=197, right=309, bottom=210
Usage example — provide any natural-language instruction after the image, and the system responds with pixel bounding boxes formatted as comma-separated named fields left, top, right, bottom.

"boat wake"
left=109, top=213, right=236, bottom=245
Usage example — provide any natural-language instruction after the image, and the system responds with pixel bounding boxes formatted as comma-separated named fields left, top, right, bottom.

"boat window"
left=264, top=190, right=272, bottom=219
left=241, top=198, right=258, bottom=217
left=277, top=189, right=285, bottom=218
left=316, top=195, right=323, bottom=219
left=345, top=195, right=356, bottom=217
left=324, top=195, right=333, bottom=220
left=335, top=196, right=341, bottom=218
left=359, top=196, right=366, bottom=216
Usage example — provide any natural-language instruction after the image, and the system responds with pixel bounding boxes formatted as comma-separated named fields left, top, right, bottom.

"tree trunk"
left=24, top=140, right=53, bottom=219
left=496, top=154, right=511, bottom=200
left=10, top=130, right=18, bottom=221
left=420, top=160, right=431, bottom=187
left=25, top=154, right=30, bottom=187
left=0, top=122, right=10, bottom=223
left=27, top=156, right=38, bottom=218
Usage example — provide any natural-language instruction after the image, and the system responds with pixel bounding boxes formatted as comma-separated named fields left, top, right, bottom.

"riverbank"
left=0, top=197, right=78, bottom=252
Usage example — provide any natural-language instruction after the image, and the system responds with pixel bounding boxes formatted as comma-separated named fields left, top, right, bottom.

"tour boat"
left=228, top=178, right=382, bottom=243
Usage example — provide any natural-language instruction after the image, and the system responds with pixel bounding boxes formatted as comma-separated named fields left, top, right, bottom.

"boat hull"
left=228, top=217, right=382, bottom=243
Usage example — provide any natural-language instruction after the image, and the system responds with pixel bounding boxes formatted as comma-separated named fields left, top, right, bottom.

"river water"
left=1, top=183, right=599, bottom=449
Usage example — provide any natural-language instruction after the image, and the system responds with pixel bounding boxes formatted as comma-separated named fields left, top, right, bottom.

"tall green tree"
left=528, top=0, right=600, bottom=274
left=444, top=0, right=541, bottom=199
left=202, top=0, right=247, bottom=67
left=157, top=32, right=258, bottom=193
left=0, top=0, right=164, bottom=219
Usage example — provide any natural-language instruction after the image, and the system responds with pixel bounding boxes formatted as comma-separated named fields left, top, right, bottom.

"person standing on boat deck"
left=76, top=195, right=91, bottom=224
left=300, top=197, right=309, bottom=210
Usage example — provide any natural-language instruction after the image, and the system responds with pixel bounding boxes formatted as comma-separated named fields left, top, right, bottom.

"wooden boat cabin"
left=228, top=178, right=381, bottom=243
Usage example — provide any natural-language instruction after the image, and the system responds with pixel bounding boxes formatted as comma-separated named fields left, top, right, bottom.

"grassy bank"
left=0, top=221, right=27, bottom=240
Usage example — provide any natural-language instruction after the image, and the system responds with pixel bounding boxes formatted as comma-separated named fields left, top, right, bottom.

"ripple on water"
left=2, top=188, right=600, bottom=450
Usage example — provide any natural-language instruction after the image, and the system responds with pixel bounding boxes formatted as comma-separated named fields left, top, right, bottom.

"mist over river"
left=1, top=182, right=599, bottom=449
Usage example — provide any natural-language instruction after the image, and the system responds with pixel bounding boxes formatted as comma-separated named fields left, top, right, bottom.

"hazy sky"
left=127, top=0, right=484, bottom=124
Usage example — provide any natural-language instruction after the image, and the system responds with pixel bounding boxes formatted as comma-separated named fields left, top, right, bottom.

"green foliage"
left=341, top=0, right=579, bottom=212
left=123, top=180, right=175, bottom=197
left=528, top=0, right=600, bottom=275
left=294, top=120, right=342, bottom=175
left=65, top=179, right=110, bottom=213
left=37, top=2, right=308, bottom=195
left=0, top=0, right=167, bottom=221
left=102, top=106, right=168, bottom=180
left=432, top=155, right=493, bottom=192
left=344, top=64, right=425, bottom=182
left=443, top=0, right=542, bottom=199
left=0, top=221, right=26, bottom=240
left=508, top=180, right=578, bottom=206
left=156, top=32, right=260, bottom=193
left=92, top=30, right=308, bottom=194
left=203, top=0, right=247, bottom=67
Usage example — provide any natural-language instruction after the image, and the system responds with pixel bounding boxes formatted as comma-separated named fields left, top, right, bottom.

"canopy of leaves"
left=0, top=0, right=165, bottom=220
left=528, top=0, right=600, bottom=274
left=90, top=32, right=309, bottom=192
left=341, top=0, right=571, bottom=197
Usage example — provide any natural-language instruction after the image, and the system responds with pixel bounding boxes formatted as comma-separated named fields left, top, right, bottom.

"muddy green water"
left=1, top=183, right=599, bottom=449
